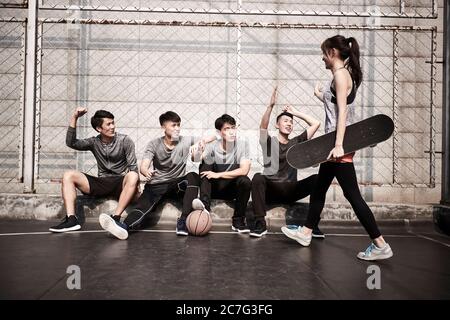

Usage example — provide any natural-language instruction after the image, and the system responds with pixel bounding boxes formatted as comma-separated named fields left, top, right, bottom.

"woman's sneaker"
left=286, top=224, right=325, bottom=239
left=281, top=226, right=311, bottom=246
left=99, top=213, right=128, bottom=240
left=357, top=243, right=393, bottom=261
left=49, top=215, right=81, bottom=233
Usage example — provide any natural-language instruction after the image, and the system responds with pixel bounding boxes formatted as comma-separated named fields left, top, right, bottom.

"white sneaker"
left=99, top=213, right=128, bottom=240
left=281, top=226, right=312, bottom=247
left=192, top=198, right=206, bottom=211
left=357, top=243, right=393, bottom=261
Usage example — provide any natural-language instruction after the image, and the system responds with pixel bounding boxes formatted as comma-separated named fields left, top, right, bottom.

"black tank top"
left=330, top=78, right=357, bottom=105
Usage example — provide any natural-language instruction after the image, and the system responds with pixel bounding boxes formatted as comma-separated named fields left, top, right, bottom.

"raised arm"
left=66, top=107, right=93, bottom=151
left=260, top=86, right=277, bottom=130
left=314, top=83, right=325, bottom=103
left=283, top=105, right=321, bottom=140
left=190, top=134, right=218, bottom=162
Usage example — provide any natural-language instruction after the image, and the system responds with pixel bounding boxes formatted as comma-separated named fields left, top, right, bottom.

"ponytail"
left=346, top=37, right=362, bottom=88
left=321, top=35, right=363, bottom=88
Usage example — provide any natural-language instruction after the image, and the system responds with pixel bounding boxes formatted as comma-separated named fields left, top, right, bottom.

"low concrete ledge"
left=0, top=193, right=434, bottom=228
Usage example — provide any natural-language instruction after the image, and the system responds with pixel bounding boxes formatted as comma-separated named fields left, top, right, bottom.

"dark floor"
left=0, top=219, right=449, bottom=300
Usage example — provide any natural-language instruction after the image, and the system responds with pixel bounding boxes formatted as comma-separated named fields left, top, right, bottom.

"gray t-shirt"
left=66, top=127, right=138, bottom=177
left=260, top=129, right=308, bottom=182
left=143, top=136, right=199, bottom=184
left=203, top=139, right=250, bottom=172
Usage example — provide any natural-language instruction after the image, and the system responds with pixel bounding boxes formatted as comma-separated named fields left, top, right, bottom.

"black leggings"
left=305, top=161, right=381, bottom=239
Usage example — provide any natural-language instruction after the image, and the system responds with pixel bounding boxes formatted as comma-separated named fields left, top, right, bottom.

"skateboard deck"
left=286, top=114, right=394, bottom=169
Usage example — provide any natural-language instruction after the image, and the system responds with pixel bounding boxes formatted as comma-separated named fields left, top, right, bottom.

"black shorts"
left=82, top=174, right=125, bottom=199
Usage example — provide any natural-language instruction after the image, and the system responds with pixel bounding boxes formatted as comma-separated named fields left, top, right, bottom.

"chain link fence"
left=237, top=25, right=437, bottom=187
left=0, top=1, right=441, bottom=195
left=32, top=19, right=437, bottom=189
left=0, top=0, right=27, bottom=7
left=38, top=0, right=437, bottom=18
left=0, top=19, right=25, bottom=189
left=35, top=20, right=237, bottom=181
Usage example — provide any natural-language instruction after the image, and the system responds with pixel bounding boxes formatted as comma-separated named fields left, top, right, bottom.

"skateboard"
left=286, top=114, right=394, bottom=169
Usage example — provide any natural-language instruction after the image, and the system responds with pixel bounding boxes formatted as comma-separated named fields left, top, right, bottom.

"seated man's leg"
left=176, top=172, right=201, bottom=236
left=231, top=176, right=251, bottom=233
left=49, top=170, right=90, bottom=232
left=193, top=161, right=214, bottom=212
left=250, top=173, right=268, bottom=237
left=293, top=174, right=318, bottom=200
left=205, top=177, right=250, bottom=233
left=123, top=183, right=165, bottom=231
left=250, top=175, right=299, bottom=237
left=80, top=173, right=136, bottom=240
left=114, top=171, right=140, bottom=216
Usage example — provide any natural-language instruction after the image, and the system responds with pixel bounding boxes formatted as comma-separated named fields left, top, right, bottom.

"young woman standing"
left=282, top=35, right=393, bottom=261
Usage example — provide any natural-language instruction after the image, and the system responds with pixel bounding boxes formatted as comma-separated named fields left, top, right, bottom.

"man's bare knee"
left=62, top=170, right=79, bottom=185
left=124, top=171, right=139, bottom=187
left=63, top=170, right=89, bottom=192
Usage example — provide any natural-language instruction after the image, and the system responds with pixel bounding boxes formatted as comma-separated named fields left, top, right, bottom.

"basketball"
left=186, top=209, right=212, bottom=236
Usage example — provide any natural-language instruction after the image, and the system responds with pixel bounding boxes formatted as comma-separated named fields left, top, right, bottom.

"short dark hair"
left=215, top=114, right=236, bottom=130
left=159, top=111, right=181, bottom=126
left=91, top=110, right=114, bottom=131
left=276, top=112, right=293, bottom=123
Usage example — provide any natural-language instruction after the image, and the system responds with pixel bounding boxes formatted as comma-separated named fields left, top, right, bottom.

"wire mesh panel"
left=0, top=0, right=441, bottom=195
left=36, top=21, right=237, bottom=180
left=394, top=30, right=436, bottom=186
left=238, top=26, right=435, bottom=186
left=0, top=0, right=27, bottom=7
left=241, top=0, right=436, bottom=17
left=38, top=0, right=436, bottom=18
left=34, top=19, right=436, bottom=188
left=40, top=0, right=234, bottom=11
left=0, top=20, right=25, bottom=185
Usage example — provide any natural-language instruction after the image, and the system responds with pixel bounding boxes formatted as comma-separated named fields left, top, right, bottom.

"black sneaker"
left=231, top=217, right=250, bottom=234
left=49, top=215, right=81, bottom=233
left=99, top=213, right=128, bottom=240
left=312, top=226, right=325, bottom=239
left=176, top=218, right=188, bottom=236
left=249, top=219, right=267, bottom=238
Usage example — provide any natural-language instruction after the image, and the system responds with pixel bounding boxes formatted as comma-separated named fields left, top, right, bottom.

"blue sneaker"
left=286, top=224, right=325, bottom=239
left=99, top=213, right=128, bottom=240
left=357, top=242, right=393, bottom=261
left=176, top=218, right=188, bottom=236
left=281, top=225, right=312, bottom=246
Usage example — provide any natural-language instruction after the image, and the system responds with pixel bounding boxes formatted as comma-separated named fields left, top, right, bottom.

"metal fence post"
left=23, top=0, right=38, bottom=193
left=442, top=0, right=450, bottom=204
left=392, top=29, right=399, bottom=185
